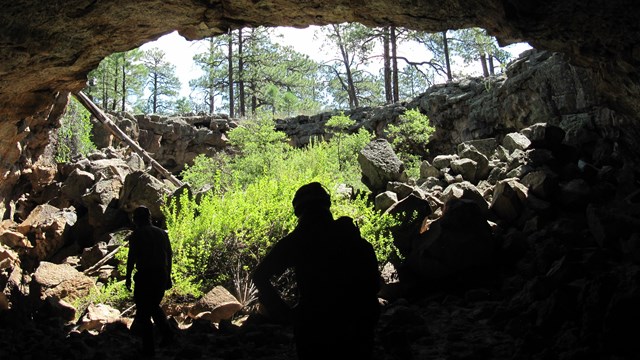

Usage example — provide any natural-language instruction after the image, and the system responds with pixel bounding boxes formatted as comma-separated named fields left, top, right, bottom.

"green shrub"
left=72, top=279, right=132, bottom=321
left=387, top=108, right=435, bottom=178
left=181, top=153, right=224, bottom=192
left=325, top=112, right=373, bottom=177
left=163, top=116, right=399, bottom=294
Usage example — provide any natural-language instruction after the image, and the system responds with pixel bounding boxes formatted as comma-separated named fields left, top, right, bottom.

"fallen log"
left=83, top=243, right=125, bottom=276
left=73, top=91, right=183, bottom=188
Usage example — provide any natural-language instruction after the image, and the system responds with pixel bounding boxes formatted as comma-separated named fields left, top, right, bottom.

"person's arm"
left=125, top=233, right=137, bottom=291
left=165, top=231, right=173, bottom=289
left=251, top=235, right=294, bottom=323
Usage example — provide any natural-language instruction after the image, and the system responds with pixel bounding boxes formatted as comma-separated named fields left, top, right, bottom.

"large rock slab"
left=188, top=286, right=243, bottom=324
left=32, top=261, right=96, bottom=302
left=358, top=138, right=408, bottom=193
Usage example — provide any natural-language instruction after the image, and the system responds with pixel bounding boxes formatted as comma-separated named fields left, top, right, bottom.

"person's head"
left=132, top=206, right=152, bottom=227
left=292, top=182, right=331, bottom=218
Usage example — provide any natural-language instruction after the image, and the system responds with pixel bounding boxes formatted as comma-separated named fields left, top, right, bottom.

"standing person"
left=252, top=182, right=381, bottom=360
left=125, top=206, right=174, bottom=357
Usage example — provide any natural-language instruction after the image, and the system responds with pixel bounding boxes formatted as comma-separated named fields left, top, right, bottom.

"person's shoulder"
left=334, top=216, right=362, bottom=238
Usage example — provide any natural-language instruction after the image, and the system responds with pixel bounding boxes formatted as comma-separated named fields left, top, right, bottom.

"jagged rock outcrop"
left=276, top=51, right=627, bottom=167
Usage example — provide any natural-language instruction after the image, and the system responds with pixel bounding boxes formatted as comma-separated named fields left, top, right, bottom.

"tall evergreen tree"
left=141, top=48, right=181, bottom=114
left=451, top=28, right=512, bottom=77
left=235, top=27, right=320, bottom=115
left=190, top=36, right=229, bottom=114
left=319, top=23, right=382, bottom=109
left=87, top=49, right=146, bottom=111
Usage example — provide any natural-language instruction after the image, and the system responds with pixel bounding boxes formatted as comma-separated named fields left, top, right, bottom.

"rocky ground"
left=0, top=290, right=525, bottom=360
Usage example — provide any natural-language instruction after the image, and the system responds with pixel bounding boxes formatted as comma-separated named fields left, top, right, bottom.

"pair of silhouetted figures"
left=126, top=182, right=381, bottom=359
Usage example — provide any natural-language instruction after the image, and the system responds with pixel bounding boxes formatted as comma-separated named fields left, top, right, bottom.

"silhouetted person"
left=125, top=206, right=174, bottom=357
left=252, top=182, right=381, bottom=360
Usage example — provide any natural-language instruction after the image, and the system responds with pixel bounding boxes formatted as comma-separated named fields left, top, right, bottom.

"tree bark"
left=480, top=53, right=489, bottom=77
left=239, top=28, right=246, bottom=117
left=443, top=30, right=452, bottom=81
left=121, top=57, right=126, bottom=112
left=391, top=26, right=399, bottom=102
left=488, top=55, right=495, bottom=75
left=333, top=25, right=358, bottom=109
left=383, top=27, right=392, bottom=104
left=228, top=32, right=235, bottom=118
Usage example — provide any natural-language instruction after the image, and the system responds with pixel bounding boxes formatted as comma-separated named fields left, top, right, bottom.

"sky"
left=140, top=26, right=532, bottom=98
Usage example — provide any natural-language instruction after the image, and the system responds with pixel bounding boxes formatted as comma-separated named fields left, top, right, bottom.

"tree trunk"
left=391, top=26, right=399, bottom=103
left=239, top=29, right=246, bottom=117
left=112, top=58, right=119, bottom=111
left=121, top=58, right=126, bottom=112
left=251, top=83, right=257, bottom=114
left=228, top=32, right=235, bottom=118
left=488, top=55, right=495, bottom=75
left=74, top=91, right=183, bottom=187
left=334, top=25, right=358, bottom=109
left=480, top=53, right=489, bottom=77
left=208, top=37, right=215, bottom=114
left=443, top=31, right=452, bottom=81
left=101, top=71, right=108, bottom=109
left=383, top=27, right=392, bottom=104
left=152, top=73, right=158, bottom=113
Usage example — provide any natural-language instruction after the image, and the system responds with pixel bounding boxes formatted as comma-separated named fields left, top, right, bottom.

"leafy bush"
left=181, top=154, right=224, bottom=192
left=325, top=112, right=374, bottom=175
left=55, top=97, right=96, bottom=163
left=72, top=279, right=132, bottom=321
left=387, top=108, right=435, bottom=178
left=162, top=115, right=399, bottom=295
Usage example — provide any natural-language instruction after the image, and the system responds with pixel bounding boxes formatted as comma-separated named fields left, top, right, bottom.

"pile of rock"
left=358, top=120, right=640, bottom=357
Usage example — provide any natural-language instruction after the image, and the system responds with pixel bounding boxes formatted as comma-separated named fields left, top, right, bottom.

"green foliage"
left=325, top=112, right=355, bottom=131
left=165, top=116, right=397, bottom=294
left=319, top=23, right=384, bottom=109
left=142, top=47, right=182, bottom=114
left=190, top=35, right=229, bottom=114
left=387, top=108, right=435, bottom=178
left=55, top=97, right=96, bottom=163
left=163, top=179, right=299, bottom=293
left=72, top=279, right=132, bottom=321
left=181, top=154, right=224, bottom=192
left=451, top=28, right=512, bottom=76
left=86, top=49, right=147, bottom=112
left=325, top=112, right=356, bottom=171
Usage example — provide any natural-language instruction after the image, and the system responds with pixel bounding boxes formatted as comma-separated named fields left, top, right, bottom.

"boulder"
left=358, top=139, right=407, bottom=194
left=188, top=286, right=243, bottom=324
left=15, top=204, right=77, bottom=261
left=32, top=261, right=96, bottom=302
left=77, top=303, right=122, bottom=332
left=375, top=191, right=398, bottom=212
left=119, top=171, right=173, bottom=221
